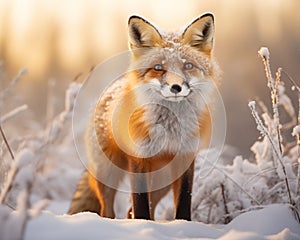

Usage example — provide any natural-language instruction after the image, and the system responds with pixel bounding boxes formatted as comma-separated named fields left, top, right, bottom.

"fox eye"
left=183, top=62, right=194, bottom=70
left=153, top=64, right=164, bottom=71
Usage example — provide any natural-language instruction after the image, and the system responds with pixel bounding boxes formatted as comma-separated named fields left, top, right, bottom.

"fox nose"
left=170, top=84, right=182, bottom=94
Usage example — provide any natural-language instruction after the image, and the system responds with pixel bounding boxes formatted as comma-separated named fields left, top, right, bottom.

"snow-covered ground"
left=24, top=204, right=300, bottom=240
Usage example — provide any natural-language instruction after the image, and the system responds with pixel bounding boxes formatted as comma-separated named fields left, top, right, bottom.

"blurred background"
left=0, top=0, right=300, bottom=157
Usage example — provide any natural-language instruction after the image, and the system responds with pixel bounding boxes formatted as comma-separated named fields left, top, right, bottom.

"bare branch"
left=0, top=124, right=14, bottom=160
left=220, top=183, right=231, bottom=224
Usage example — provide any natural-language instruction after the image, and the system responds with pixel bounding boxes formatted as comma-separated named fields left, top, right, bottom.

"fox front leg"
left=173, top=161, right=195, bottom=221
left=131, top=191, right=150, bottom=219
left=130, top=162, right=151, bottom=220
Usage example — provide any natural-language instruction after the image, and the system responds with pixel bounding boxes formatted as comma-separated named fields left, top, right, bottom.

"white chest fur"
left=137, top=99, right=202, bottom=157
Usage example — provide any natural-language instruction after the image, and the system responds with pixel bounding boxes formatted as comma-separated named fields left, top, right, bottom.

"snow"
left=248, top=101, right=256, bottom=108
left=258, top=47, right=270, bottom=59
left=224, top=205, right=300, bottom=236
left=24, top=204, right=300, bottom=240
left=292, top=125, right=300, bottom=136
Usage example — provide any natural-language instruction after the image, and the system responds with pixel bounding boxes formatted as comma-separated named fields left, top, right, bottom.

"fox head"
left=127, top=13, right=221, bottom=104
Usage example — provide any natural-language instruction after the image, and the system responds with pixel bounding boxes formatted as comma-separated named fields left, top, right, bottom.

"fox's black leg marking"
left=175, top=175, right=192, bottom=220
left=175, top=162, right=194, bottom=221
left=132, top=192, right=150, bottom=219
left=130, top=163, right=151, bottom=220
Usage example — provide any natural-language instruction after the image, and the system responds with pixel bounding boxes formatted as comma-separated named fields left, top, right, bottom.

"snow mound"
left=25, top=204, right=300, bottom=240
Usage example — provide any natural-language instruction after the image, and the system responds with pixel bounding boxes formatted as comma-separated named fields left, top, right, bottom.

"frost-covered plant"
left=192, top=153, right=264, bottom=224
left=191, top=47, right=300, bottom=224
left=0, top=69, right=82, bottom=239
left=0, top=149, right=48, bottom=240
left=250, top=47, right=299, bottom=221
left=1, top=81, right=81, bottom=206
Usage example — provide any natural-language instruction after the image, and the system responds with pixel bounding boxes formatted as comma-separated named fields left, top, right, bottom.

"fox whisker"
left=190, top=82, right=207, bottom=87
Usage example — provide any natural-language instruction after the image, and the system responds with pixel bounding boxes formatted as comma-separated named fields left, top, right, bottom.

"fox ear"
left=128, top=16, right=162, bottom=50
left=182, top=13, right=215, bottom=53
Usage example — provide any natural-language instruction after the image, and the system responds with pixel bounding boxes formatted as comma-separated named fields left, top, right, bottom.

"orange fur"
left=69, top=13, right=220, bottom=220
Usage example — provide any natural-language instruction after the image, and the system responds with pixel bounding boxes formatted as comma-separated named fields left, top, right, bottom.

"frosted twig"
left=206, top=205, right=212, bottom=223
left=264, top=181, right=286, bottom=202
left=258, top=48, right=293, bottom=200
left=258, top=47, right=274, bottom=91
left=258, top=49, right=283, bottom=155
left=243, top=166, right=277, bottom=187
left=252, top=49, right=297, bottom=221
left=0, top=145, right=34, bottom=206
left=0, top=68, right=27, bottom=99
left=274, top=68, right=283, bottom=155
left=0, top=105, right=28, bottom=123
left=0, top=124, right=14, bottom=160
left=248, top=101, right=268, bottom=136
left=211, top=161, right=261, bottom=205
left=282, top=69, right=300, bottom=93
left=220, top=183, right=231, bottom=224
left=249, top=100, right=293, bottom=206
left=254, top=97, right=270, bottom=117
left=30, top=199, right=49, bottom=218
left=0, top=161, right=17, bottom=204
left=282, top=71, right=300, bottom=197
left=289, top=204, right=300, bottom=223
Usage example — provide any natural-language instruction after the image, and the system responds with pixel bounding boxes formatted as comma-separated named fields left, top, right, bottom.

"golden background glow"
left=1, top=0, right=299, bottom=155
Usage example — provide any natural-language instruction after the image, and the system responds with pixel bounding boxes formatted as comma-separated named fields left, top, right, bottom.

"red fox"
left=69, top=13, right=221, bottom=221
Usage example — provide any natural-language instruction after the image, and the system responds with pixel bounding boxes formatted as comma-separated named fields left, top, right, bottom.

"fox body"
left=69, top=13, right=221, bottom=220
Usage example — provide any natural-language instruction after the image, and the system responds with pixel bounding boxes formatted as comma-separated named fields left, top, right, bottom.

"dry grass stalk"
left=256, top=47, right=299, bottom=222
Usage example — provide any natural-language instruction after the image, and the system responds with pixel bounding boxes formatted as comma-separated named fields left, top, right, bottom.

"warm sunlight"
left=1, top=1, right=300, bottom=239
